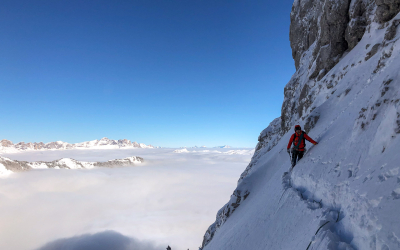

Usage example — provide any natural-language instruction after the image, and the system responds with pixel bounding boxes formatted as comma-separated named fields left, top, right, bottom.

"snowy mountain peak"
left=0, top=138, right=154, bottom=153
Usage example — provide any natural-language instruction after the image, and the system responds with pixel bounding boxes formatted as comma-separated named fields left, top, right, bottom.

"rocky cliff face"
left=201, top=0, right=400, bottom=249
left=0, top=137, right=154, bottom=153
left=290, top=0, right=377, bottom=77
left=284, top=0, right=377, bottom=136
left=0, top=156, right=144, bottom=176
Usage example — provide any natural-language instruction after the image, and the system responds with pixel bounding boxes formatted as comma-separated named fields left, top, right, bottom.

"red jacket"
left=287, top=131, right=317, bottom=151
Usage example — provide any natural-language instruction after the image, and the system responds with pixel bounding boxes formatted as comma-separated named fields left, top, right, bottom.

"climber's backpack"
left=293, top=131, right=306, bottom=150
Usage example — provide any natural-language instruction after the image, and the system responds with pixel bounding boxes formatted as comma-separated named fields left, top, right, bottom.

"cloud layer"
left=0, top=148, right=252, bottom=250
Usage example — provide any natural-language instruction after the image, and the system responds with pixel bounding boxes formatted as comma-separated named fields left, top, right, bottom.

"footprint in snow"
left=378, top=167, right=399, bottom=182
left=348, top=170, right=353, bottom=178
left=363, top=175, right=373, bottom=183
left=391, top=188, right=400, bottom=200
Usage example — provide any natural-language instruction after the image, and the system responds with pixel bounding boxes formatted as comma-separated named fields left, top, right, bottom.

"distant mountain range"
left=0, top=137, right=154, bottom=153
left=0, top=156, right=143, bottom=176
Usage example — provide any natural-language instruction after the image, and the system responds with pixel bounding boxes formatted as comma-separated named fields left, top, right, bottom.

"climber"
left=287, top=125, right=318, bottom=168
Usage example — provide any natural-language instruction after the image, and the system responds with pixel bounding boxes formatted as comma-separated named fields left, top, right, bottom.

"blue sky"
left=1, top=0, right=295, bottom=148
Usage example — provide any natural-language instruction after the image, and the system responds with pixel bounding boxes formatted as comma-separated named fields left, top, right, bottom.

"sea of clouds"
left=0, top=148, right=254, bottom=250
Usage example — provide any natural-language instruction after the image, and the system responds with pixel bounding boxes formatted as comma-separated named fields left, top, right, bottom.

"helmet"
left=294, top=125, right=301, bottom=131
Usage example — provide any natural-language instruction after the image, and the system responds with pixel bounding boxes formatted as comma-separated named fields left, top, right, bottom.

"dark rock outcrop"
left=304, top=112, right=320, bottom=134
left=365, top=43, right=382, bottom=60
left=376, top=0, right=400, bottom=23
left=290, top=0, right=351, bottom=80
left=384, top=19, right=400, bottom=40
left=346, top=0, right=375, bottom=50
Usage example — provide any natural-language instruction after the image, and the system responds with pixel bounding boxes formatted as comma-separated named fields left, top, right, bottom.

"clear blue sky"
left=1, top=0, right=295, bottom=148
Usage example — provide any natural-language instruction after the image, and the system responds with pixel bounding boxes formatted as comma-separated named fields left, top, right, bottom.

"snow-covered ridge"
left=0, top=156, right=144, bottom=176
left=201, top=1, right=400, bottom=249
left=0, top=137, right=154, bottom=153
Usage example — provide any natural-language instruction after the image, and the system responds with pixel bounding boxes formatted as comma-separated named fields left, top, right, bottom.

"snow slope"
left=201, top=1, right=400, bottom=250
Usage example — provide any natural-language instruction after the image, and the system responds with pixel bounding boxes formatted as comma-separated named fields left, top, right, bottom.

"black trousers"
left=291, top=149, right=304, bottom=167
